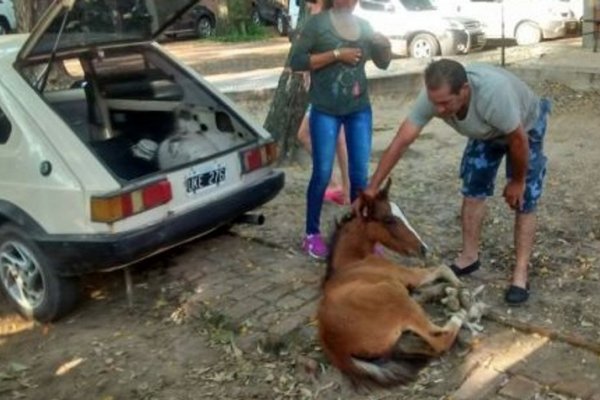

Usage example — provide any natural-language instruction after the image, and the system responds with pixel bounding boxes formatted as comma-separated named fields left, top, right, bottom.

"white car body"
left=352, top=0, right=487, bottom=58
left=432, top=0, right=579, bottom=45
left=0, top=0, right=284, bottom=322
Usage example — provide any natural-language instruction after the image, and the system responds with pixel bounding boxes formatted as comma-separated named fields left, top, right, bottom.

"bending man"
left=358, top=59, right=550, bottom=305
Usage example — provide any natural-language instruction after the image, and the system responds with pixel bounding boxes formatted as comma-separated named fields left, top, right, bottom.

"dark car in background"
left=165, top=1, right=217, bottom=38
left=251, top=0, right=289, bottom=36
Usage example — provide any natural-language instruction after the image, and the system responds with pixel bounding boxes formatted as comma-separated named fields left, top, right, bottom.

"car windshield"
left=400, top=0, right=436, bottom=11
left=26, top=0, right=196, bottom=59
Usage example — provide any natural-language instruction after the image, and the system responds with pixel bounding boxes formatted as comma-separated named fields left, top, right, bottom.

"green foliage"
left=213, top=22, right=272, bottom=43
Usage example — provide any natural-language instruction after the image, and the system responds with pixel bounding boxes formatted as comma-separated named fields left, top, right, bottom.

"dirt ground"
left=1, top=43, right=600, bottom=399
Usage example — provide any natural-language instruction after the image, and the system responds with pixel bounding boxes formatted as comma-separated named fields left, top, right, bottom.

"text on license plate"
left=185, top=166, right=226, bottom=195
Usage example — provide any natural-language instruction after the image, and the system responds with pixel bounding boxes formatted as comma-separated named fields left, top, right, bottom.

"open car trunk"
left=26, top=45, right=258, bottom=182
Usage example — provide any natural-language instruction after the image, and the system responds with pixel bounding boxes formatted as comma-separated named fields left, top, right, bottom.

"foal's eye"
left=383, top=216, right=397, bottom=225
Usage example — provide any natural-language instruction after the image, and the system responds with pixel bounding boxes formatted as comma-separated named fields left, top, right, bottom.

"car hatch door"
left=17, top=0, right=198, bottom=64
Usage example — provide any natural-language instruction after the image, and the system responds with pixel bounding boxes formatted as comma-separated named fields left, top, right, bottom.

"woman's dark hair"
left=424, top=59, right=467, bottom=94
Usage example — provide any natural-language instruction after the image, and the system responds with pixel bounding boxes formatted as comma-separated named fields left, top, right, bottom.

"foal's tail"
left=323, top=332, right=435, bottom=388
left=347, top=352, right=432, bottom=388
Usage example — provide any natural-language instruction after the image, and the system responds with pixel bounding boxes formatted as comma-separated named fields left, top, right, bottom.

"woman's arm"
left=370, top=33, right=392, bottom=70
left=309, top=47, right=363, bottom=70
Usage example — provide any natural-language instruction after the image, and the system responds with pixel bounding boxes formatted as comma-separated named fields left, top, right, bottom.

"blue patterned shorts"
left=459, top=98, right=551, bottom=213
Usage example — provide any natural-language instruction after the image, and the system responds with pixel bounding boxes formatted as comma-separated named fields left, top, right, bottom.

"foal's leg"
left=412, top=282, right=449, bottom=304
left=395, top=264, right=462, bottom=289
left=407, top=310, right=466, bottom=355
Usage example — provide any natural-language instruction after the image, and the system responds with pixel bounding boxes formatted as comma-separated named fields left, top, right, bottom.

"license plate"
left=185, top=165, right=226, bottom=195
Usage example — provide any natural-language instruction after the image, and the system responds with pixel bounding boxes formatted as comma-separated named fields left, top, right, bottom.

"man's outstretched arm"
left=359, top=119, right=423, bottom=205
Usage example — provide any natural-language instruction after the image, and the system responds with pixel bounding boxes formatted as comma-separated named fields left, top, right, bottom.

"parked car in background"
left=164, top=1, right=217, bottom=39
left=251, top=0, right=290, bottom=36
left=432, top=0, right=579, bottom=45
left=562, top=0, right=583, bottom=20
left=0, top=0, right=284, bottom=322
left=353, top=0, right=487, bottom=58
left=0, top=0, right=16, bottom=35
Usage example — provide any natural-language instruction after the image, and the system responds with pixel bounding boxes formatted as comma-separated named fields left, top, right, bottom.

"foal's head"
left=328, top=180, right=428, bottom=274
left=358, top=179, right=428, bottom=257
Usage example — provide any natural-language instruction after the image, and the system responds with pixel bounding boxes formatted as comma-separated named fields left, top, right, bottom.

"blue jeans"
left=459, top=98, right=551, bottom=213
left=306, top=106, right=372, bottom=234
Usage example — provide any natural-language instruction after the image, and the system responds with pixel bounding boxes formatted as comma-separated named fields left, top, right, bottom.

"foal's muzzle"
left=420, top=244, right=428, bottom=257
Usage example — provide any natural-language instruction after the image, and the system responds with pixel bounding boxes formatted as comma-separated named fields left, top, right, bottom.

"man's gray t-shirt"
left=408, top=63, right=540, bottom=140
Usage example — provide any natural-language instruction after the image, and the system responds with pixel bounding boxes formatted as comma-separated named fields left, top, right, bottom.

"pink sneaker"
left=373, top=243, right=385, bottom=257
left=303, top=234, right=329, bottom=260
left=324, top=187, right=347, bottom=206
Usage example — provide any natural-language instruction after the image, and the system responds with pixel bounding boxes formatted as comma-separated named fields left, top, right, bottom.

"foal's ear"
left=357, top=189, right=375, bottom=220
left=377, top=178, right=392, bottom=200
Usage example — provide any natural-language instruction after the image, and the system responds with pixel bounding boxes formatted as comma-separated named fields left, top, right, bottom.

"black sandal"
left=449, top=259, right=480, bottom=276
left=505, top=283, right=530, bottom=305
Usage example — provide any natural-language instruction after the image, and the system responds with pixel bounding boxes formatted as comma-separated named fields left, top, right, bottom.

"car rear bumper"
left=540, top=20, right=571, bottom=39
left=441, top=29, right=486, bottom=55
left=36, top=170, right=285, bottom=276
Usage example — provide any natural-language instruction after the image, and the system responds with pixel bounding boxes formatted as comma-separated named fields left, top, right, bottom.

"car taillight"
left=91, top=179, right=172, bottom=223
left=240, top=142, right=278, bottom=173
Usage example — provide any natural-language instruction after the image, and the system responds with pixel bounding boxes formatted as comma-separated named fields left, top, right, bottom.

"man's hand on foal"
left=503, top=180, right=525, bottom=210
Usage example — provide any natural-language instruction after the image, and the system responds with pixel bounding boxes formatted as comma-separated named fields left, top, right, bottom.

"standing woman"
left=290, top=0, right=392, bottom=259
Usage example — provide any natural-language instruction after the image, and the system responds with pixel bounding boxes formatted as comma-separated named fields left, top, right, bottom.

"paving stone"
left=227, top=279, right=274, bottom=301
left=189, top=282, right=234, bottom=302
left=588, top=391, right=600, bottom=400
left=225, top=297, right=266, bottom=321
left=235, top=332, right=265, bottom=354
left=499, top=375, right=540, bottom=400
left=269, top=312, right=311, bottom=339
left=452, top=366, right=509, bottom=400
left=553, top=379, right=596, bottom=399
left=275, top=294, right=307, bottom=311
left=509, top=342, right=600, bottom=388
left=294, top=286, right=320, bottom=301
left=255, top=285, right=293, bottom=302
left=258, top=309, right=284, bottom=326
left=294, top=300, right=318, bottom=322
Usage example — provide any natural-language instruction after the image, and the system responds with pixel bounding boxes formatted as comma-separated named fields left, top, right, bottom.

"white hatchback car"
left=0, top=0, right=284, bottom=322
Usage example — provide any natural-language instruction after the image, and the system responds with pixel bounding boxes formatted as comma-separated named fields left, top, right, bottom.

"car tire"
left=251, top=8, right=262, bottom=26
left=515, top=22, right=542, bottom=46
left=196, top=16, right=215, bottom=38
left=0, top=20, right=9, bottom=35
left=0, top=224, right=80, bottom=322
left=275, top=11, right=288, bottom=36
left=409, top=33, right=439, bottom=59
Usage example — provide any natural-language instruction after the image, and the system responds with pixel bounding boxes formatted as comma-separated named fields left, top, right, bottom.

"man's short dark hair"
left=424, top=59, right=468, bottom=94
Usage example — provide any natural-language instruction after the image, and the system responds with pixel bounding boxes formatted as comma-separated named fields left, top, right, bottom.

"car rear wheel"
left=0, top=224, right=80, bottom=322
left=515, top=22, right=542, bottom=45
left=275, top=11, right=288, bottom=36
left=251, top=8, right=262, bottom=25
left=409, top=34, right=439, bottom=59
left=196, top=16, right=215, bottom=38
left=0, top=20, right=9, bottom=35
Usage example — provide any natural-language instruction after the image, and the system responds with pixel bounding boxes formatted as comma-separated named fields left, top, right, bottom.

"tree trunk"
left=216, top=0, right=252, bottom=35
left=14, top=0, right=53, bottom=33
left=263, top=0, right=310, bottom=164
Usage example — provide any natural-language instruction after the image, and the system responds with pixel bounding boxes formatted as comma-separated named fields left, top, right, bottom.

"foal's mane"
left=323, top=212, right=356, bottom=284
